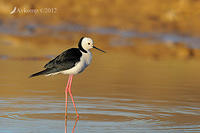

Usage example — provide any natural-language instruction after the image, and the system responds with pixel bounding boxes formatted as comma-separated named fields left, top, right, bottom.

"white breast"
left=82, top=50, right=92, bottom=66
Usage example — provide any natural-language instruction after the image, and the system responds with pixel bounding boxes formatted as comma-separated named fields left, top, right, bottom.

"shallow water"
left=1, top=52, right=200, bottom=133
left=1, top=19, right=200, bottom=48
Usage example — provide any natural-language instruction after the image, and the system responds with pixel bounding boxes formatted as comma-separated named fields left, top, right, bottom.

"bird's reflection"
left=65, top=117, right=79, bottom=133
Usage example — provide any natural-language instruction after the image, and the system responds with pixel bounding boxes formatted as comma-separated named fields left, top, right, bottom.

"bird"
left=30, top=37, right=106, bottom=118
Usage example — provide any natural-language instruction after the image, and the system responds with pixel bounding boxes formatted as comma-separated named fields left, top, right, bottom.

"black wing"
left=44, top=48, right=82, bottom=71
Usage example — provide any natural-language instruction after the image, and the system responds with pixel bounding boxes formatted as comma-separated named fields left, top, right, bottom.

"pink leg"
left=65, top=116, right=79, bottom=133
left=65, top=75, right=72, bottom=118
left=65, top=117, right=67, bottom=133
left=68, top=75, right=79, bottom=118
left=72, top=117, right=79, bottom=133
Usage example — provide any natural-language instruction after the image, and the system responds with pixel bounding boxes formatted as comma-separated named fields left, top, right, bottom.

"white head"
left=78, top=37, right=106, bottom=53
left=81, top=37, right=94, bottom=50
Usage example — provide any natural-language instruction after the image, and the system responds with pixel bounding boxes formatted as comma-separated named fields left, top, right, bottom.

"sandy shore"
left=0, top=0, right=199, bottom=35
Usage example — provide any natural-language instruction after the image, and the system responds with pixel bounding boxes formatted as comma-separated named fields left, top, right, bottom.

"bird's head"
left=78, top=37, right=106, bottom=53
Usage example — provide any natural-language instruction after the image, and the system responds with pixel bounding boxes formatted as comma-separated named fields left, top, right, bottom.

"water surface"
left=1, top=53, right=200, bottom=133
left=1, top=19, right=200, bottom=48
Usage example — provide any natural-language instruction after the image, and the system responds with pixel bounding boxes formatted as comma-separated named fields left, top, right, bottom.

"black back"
left=29, top=48, right=82, bottom=78
left=44, top=48, right=82, bottom=71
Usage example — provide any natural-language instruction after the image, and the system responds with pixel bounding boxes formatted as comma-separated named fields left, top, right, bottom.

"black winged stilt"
left=30, top=37, right=106, bottom=118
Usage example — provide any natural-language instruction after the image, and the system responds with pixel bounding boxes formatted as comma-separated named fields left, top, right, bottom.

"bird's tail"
left=29, top=69, right=52, bottom=78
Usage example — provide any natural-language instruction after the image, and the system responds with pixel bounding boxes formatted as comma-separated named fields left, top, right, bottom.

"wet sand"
left=1, top=47, right=200, bottom=132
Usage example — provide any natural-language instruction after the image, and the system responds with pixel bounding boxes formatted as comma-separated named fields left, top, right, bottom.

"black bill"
left=93, top=46, right=106, bottom=53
